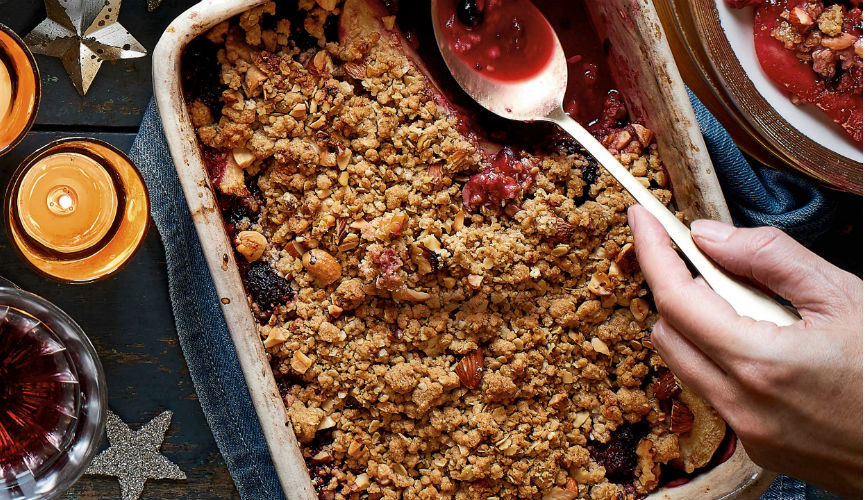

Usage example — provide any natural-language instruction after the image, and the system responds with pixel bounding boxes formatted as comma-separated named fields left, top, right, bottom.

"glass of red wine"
left=0, top=284, right=106, bottom=500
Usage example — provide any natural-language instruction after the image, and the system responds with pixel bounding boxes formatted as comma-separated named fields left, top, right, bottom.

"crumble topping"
left=184, top=1, right=726, bottom=498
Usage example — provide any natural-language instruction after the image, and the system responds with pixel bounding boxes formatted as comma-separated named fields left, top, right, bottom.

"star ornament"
left=24, top=0, right=146, bottom=95
left=85, top=410, right=186, bottom=500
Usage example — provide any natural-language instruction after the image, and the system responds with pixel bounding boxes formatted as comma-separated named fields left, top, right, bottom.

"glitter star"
left=23, top=0, right=147, bottom=95
left=85, top=410, right=186, bottom=500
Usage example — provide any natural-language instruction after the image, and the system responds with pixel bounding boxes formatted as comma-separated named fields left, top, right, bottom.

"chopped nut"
left=588, top=271, right=613, bottom=296
left=630, top=297, right=650, bottom=322
left=291, top=351, right=313, bottom=374
left=419, top=234, right=441, bottom=251
left=235, top=230, right=267, bottom=262
left=353, top=472, right=370, bottom=490
left=549, top=393, right=569, bottom=409
left=455, top=349, right=484, bottom=389
left=467, top=274, right=483, bottom=289
left=591, top=337, right=610, bottom=356
left=573, top=411, right=590, bottom=428
left=653, top=370, right=680, bottom=400
left=671, top=400, right=695, bottom=434
left=327, top=304, right=343, bottom=318
left=821, top=33, right=857, bottom=50
left=317, top=415, right=337, bottom=430
left=551, top=244, right=569, bottom=257
left=343, top=61, right=366, bottom=80
left=303, top=249, right=342, bottom=286
left=338, top=171, right=349, bottom=186
left=337, top=147, right=352, bottom=169
left=338, top=233, right=360, bottom=252
left=289, top=103, right=307, bottom=118
left=313, top=50, right=329, bottom=71
left=392, top=287, right=431, bottom=302
left=442, top=276, right=456, bottom=289
left=287, top=240, right=305, bottom=259
left=347, top=439, right=365, bottom=458
left=631, top=123, right=654, bottom=147
left=309, top=115, right=327, bottom=130
left=263, top=326, right=288, bottom=348
left=453, top=209, right=465, bottom=231
left=311, top=450, right=333, bottom=463
left=382, top=15, right=396, bottom=31
left=232, top=147, right=255, bottom=168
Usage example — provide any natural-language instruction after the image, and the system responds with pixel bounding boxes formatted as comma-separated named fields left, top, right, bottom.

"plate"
left=665, top=0, right=862, bottom=194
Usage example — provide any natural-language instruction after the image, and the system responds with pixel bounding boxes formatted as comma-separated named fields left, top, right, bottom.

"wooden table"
left=0, top=1, right=860, bottom=499
left=1, top=1, right=240, bottom=498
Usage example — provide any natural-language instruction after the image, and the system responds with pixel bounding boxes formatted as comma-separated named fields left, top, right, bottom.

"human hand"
left=627, top=205, right=863, bottom=498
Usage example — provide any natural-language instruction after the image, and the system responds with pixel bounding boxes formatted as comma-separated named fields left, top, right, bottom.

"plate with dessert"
left=153, top=0, right=774, bottom=498
left=665, top=0, right=862, bottom=193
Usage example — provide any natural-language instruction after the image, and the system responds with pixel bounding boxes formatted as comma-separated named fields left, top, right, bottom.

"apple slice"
left=674, top=385, right=727, bottom=473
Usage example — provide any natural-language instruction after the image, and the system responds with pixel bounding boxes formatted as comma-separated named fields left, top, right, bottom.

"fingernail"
left=691, top=219, right=734, bottom=242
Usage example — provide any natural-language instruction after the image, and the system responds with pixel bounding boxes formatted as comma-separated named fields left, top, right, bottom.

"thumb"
left=690, top=219, right=855, bottom=318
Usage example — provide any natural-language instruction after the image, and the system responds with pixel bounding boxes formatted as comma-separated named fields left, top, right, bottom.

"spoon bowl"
left=431, top=0, right=799, bottom=327
left=430, top=0, right=566, bottom=121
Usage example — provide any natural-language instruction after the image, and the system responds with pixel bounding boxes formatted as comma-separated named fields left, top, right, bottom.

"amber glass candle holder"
left=4, top=138, right=150, bottom=283
left=0, top=23, right=40, bottom=157
left=0, top=285, right=107, bottom=500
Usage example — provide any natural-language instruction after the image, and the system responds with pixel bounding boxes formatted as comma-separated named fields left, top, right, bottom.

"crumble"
left=184, top=1, right=728, bottom=498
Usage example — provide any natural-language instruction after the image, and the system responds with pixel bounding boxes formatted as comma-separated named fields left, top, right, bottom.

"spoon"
left=431, top=0, right=799, bottom=326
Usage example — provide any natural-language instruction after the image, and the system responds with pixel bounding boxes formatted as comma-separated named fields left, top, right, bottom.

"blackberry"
left=588, top=423, right=646, bottom=483
left=245, top=262, right=294, bottom=312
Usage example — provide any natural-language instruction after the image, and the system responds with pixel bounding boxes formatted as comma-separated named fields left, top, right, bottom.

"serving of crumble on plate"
left=181, top=1, right=733, bottom=498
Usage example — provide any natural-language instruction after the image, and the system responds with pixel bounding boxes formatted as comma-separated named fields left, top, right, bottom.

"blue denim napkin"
left=129, top=93, right=840, bottom=499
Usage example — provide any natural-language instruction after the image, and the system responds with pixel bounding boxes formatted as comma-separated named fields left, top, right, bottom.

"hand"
left=627, top=205, right=863, bottom=498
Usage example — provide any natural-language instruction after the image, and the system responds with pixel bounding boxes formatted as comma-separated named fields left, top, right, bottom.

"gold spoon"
left=431, top=0, right=799, bottom=326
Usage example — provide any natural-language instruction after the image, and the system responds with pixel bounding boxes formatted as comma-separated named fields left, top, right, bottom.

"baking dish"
left=152, top=1, right=775, bottom=498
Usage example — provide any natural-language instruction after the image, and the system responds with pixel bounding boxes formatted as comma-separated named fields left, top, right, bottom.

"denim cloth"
left=130, top=93, right=840, bottom=499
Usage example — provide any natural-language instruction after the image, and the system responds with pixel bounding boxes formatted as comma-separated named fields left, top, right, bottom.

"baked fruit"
left=183, top=0, right=731, bottom=498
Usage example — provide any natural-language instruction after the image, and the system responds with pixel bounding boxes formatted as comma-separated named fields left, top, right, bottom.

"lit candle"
left=6, top=139, right=150, bottom=283
left=0, top=23, right=40, bottom=156
left=16, top=152, right=120, bottom=254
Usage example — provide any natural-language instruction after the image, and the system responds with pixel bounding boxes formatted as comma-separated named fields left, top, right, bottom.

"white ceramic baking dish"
left=152, top=1, right=775, bottom=498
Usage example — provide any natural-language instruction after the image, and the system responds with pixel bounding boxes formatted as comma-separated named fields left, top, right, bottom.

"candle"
left=0, top=23, right=40, bottom=157
left=5, top=139, right=150, bottom=283
left=16, top=152, right=120, bottom=254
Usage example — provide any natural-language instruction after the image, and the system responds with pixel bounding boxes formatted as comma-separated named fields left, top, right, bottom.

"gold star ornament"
left=24, top=0, right=146, bottom=95
left=85, top=410, right=186, bottom=500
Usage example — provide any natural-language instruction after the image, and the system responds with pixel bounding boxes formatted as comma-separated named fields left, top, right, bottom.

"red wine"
left=0, top=305, right=78, bottom=477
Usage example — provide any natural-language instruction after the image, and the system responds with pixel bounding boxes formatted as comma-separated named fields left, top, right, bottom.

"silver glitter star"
left=23, top=0, right=147, bottom=95
left=146, top=0, right=162, bottom=11
left=85, top=410, right=186, bottom=500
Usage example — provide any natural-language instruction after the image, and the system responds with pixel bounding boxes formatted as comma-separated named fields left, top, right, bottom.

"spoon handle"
left=546, top=108, right=799, bottom=327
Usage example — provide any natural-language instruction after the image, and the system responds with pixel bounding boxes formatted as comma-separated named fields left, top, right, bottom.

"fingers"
left=650, top=319, right=736, bottom=410
left=628, top=206, right=761, bottom=362
left=690, top=219, right=856, bottom=318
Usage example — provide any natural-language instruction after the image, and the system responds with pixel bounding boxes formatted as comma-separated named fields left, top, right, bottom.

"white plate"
left=715, top=0, right=862, bottom=161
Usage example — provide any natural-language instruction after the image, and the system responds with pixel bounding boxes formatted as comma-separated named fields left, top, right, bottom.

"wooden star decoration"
left=23, top=0, right=147, bottom=95
left=85, top=410, right=186, bottom=500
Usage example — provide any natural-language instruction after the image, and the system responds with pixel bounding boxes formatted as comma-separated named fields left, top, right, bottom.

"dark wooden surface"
left=0, top=1, right=240, bottom=498
left=0, top=1, right=860, bottom=500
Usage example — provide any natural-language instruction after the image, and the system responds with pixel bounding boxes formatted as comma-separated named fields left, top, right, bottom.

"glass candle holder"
left=0, top=286, right=107, bottom=500
left=0, top=23, right=40, bottom=157
left=4, top=138, right=150, bottom=283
